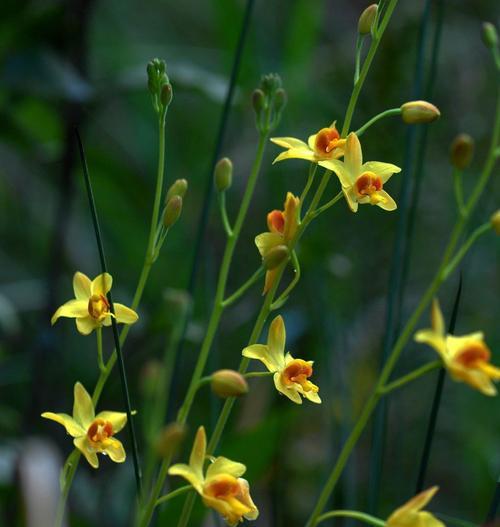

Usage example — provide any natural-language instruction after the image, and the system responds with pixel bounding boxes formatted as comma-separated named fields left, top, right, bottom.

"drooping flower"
left=386, top=486, right=444, bottom=527
left=42, top=382, right=127, bottom=468
left=270, top=123, right=346, bottom=164
left=319, top=132, right=401, bottom=212
left=242, top=315, right=321, bottom=404
left=255, top=192, right=299, bottom=293
left=415, top=299, right=500, bottom=396
left=168, top=426, right=258, bottom=526
left=51, top=272, right=138, bottom=335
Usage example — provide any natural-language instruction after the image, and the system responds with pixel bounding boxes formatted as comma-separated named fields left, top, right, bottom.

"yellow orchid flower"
left=41, top=382, right=127, bottom=468
left=386, top=486, right=445, bottom=527
left=270, top=123, right=346, bottom=164
left=168, top=426, right=258, bottom=526
left=415, top=299, right=500, bottom=396
left=51, top=271, right=138, bottom=335
left=242, top=315, right=321, bottom=404
left=255, top=192, right=299, bottom=293
left=319, top=132, right=401, bottom=212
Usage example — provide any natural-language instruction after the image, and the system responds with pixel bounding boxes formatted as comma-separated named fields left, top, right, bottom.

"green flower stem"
left=452, top=168, right=465, bottom=215
left=378, top=360, right=442, bottom=395
left=243, top=371, right=274, bottom=379
left=299, top=163, right=318, bottom=218
left=155, top=485, right=192, bottom=507
left=96, top=327, right=105, bottom=372
left=55, top=106, right=170, bottom=525
left=442, top=222, right=491, bottom=280
left=354, top=35, right=365, bottom=85
left=306, top=85, right=500, bottom=527
left=176, top=131, right=268, bottom=424
left=54, top=449, right=80, bottom=527
left=315, top=510, right=386, bottom=527
left=341, top=0, right=400, bottom=137
left=354, top=108, right=401, bottom=137
left=222, top=266, right=265, bottom=308
left=218, top=192, right=234, bottom=237
left=270, top=250, right=301, bottom=310
left=139, top=132, right=269, bottom=527
left=311, top=190, right=344, bottom=218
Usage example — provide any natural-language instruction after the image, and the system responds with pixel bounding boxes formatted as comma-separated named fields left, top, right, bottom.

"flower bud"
left=211, top=370, right=248, bottom=398
left=358, top=4, right=378, bottom=35
left=263, top=245, right=289, bottom=270
left=260, top=73, right=282, bottom=95
left=161, top=83, right=173, bottom=108
left=482, top=22, right=498, bottom=49
left=252, top=89, right=266, bottom=115
left=155, top=422, right=187, bottom=458
left=214, top=157, right=233, bottom=192
left=400, top=101, right=441, bottom=124
left=450, top=134, right=474, bottom=170
left=163, top=196, right=182, bottom=228
left=274, top=88, right=288, bottom=114
left=491, top=210, right=500, bottom=235
left=166, top=179, right=188, bottom=203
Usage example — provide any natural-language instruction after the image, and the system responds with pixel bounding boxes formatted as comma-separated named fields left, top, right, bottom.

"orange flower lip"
left=283, top=359, right=318, bottom=392
left=455, top=343, right=491, bottom=367
left=314, top=127, right=342, bottom=156
left=87, top=418, right=114, bottom=445
left=88, top=294, right=110, bottom=320
left=267, top=210, right=285, bottom=234
left=355, top=171, right=383, bottom=196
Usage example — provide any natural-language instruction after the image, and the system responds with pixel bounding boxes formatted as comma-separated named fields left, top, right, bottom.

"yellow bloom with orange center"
left=319, top=132, right=401, bottom=212
left=51, top=271, right=138, bottom=335
left=168, top=427, right=258, bottom=526
left=242, top=315, right=321, bottom=404
left=255, top=192, right=300, bottom=293
left=386, top=486, right=444, bottom=527
left=415, top=299, right=500, bottom=396
left=41, top=382, right=127, bottom=468
left=270, top=123, right=346, bottom=164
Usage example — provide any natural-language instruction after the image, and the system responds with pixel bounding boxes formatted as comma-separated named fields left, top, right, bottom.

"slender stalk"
left=442, top=222, right=490, bottom=279
left=315, top=510, right=385, bottom=527
left=96, top=327, right=105, bottom=372
left=378, top=360, right=441, bottom=395
left=222, top=266, right=265, bottom=308
left=354, top=108, right=401, bottom=137
left=341, top=0, right=400, bottom=136
left=76, top=131, right=142, bottom=498
left=218, top=192, right=233, bottom=237
left=354, top=35, right=365, bottom=85
left=243, top=371, right=274, bottom=379
left=311, top=190, right=344, bottom=218
left=452, top=168, right=465, bottom=215
left=139, top=132, right=269, bottom=527
left=270, top=251, right=301, bottom=310
left=156, top=485, right=192, bottom=507
left=299, top=163, right=318, bottom=217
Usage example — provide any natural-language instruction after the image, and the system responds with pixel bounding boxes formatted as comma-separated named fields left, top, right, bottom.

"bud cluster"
left=147, top=58, right=173, bottom=118
left=252, top=73, right=287, bottom=134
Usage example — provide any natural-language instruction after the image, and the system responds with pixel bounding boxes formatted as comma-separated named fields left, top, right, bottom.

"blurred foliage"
left=0, top=0, right=498, bottom=526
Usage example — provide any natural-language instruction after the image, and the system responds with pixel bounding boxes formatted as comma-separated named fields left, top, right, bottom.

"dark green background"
left=0, top=0, right=498, bottom=525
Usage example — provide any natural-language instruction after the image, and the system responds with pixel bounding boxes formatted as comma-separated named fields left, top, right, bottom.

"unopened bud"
left=211, top=370, right=248, bottom=398
left=274, top=88, right=288, bottom=113
left=161, top=83, right=173, bottom=107
left=400, top=100, right=441, bottom=124
left=166, top=179, right=188, bottom=203
left=260, top=73, right=282, bottom=95
left=482, top=22, right=498, bottom=49
left=491, top=210, right=500, bottom=235
left=252, top=89, right=266, bottom=115
left=214, top=157, right=233, bottom=192
left=163, top=196, right=182, bottom=228
left=263, top=245, right=289, bottom=270
left=358, top=4, right=378, bottom=35
left=155, top=422, right=187, bottom=458
left=450, top=134, right=474, bottom=170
